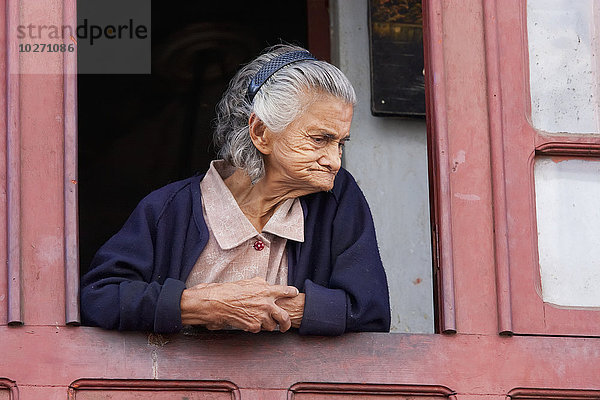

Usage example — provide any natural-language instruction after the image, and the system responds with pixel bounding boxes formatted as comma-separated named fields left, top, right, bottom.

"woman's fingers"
left=267, top=284, right=299, bottom=299
left=181, top=278, right=300, bottom=333
left=244, top=321, right=262, bottom=333
left=270, top=306, right=292, bottom=332
left=236, top=279, right=297, bottom=331
left=275, top=293, right=305, bottom=329
left=260, top=314, right=279, bottom=332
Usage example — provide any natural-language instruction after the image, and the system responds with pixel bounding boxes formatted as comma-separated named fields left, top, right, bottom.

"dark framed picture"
left=368, top=0, right=425, bottom=116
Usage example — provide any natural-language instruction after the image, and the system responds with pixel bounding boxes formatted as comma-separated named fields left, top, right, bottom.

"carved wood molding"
left=289, top=382, right=456, bottom=398
left=536, top=141, right=600, bottom=157
left=0, top=378, right=18, bottom=399
left=508, top=387, right=600, bottom=399
left=482, top=0, right=514, bottom=336
left=68, top=379, right=240, bottom=399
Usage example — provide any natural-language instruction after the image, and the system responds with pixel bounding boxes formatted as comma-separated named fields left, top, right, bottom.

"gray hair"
left=213, top=44, right=356, bottom=183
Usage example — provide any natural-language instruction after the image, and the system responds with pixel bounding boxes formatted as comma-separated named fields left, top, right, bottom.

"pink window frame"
left=487, top=0, right=600, bottom=336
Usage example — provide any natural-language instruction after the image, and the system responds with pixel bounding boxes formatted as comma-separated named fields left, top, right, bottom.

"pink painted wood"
left=430, top=0, right=499, bottom=335
left=0, top=379, right=18, bottom=400
left=69, top=379, right=240, bottom=400
left=63, top=0, right=80, bottom=326
left=289, top=382, right=456, bottom=399
left=19, top=0, right=67, bottom=326
left=6, top=0, right=22, bottom=326
left=482, top=0, right=513, bottom=336
left=0, top=0, right=8, bottom=326
left=508, top=388, right=600, bottom=399
left=423, top=0, right=456, bottom=334
left=1, top=328, right=600, bottom=398
left=494, top=0, right=600, bottom=336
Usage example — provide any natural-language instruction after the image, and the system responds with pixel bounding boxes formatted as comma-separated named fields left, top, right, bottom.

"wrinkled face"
left=262, top=94, right=354, bottom=195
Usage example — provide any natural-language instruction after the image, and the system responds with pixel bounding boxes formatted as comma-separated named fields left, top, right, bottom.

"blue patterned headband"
left=246, top=50, right=317, bottom=103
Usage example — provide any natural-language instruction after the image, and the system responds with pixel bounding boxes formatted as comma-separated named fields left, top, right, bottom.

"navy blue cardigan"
left=81, top=168, right=390, bottom=335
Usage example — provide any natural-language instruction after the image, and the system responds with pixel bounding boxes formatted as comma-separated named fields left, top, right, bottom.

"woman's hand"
left=180, top=277, right=299, bottom=333
left=275, top=293, right=305, bottom=329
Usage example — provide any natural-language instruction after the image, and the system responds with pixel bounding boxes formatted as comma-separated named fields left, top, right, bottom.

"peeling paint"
left=148, top=333, right=169, bottom=379
left=454, top=193, right=481, bottom=201
left=32, top=236, right=63, bottom=265
left=152, top=349, right=158, bottom=379
left=452, top=150, right=466, bottom=172
left=148, top=333, right=169, bottom=347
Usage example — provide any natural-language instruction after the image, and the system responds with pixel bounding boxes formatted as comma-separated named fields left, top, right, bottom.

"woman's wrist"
left=180, top=285, right=215, bottom=326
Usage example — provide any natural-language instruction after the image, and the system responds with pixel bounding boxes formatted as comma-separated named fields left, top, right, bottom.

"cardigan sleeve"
left=299, top=171, right=391, bottom=335
left=80, top=192, right=186, bottom=334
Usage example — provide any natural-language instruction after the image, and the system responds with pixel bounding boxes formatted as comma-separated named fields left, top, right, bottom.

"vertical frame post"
left=64, top=0, right=80, bottom=325
left=423, top=0, right=457, bottom=333
left=6, top=0, right=22, bottom=326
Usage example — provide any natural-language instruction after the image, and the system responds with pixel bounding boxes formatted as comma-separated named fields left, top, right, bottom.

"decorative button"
left=253, top=240, right=265, bottom=251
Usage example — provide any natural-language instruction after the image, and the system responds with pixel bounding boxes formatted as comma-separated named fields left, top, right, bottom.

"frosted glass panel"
left=528, top=0, right=600, bottom=134
left=535, top=157, right=600, bottom=307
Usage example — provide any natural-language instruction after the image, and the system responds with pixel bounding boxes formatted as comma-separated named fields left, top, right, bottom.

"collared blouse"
left=185, top=160, right=304, bottom=288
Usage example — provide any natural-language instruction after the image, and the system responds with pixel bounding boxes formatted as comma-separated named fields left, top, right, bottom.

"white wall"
left=330, top=0, right=434, bottom=333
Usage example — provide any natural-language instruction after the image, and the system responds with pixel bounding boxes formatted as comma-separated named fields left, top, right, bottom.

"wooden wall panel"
left=292, top=395, right=442, bottom=400
left=2, top=328, right=600, bottom=398
left=289, top=383, right=455, bottom=399
left=14, top=385, right=63, bottom=400
left=69, top=380, right=239, bottom=400
left=73, top=391, right=232, bottom=400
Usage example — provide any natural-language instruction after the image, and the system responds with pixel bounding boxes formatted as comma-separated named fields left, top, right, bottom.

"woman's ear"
left=248, top=113, right=272, bottom=155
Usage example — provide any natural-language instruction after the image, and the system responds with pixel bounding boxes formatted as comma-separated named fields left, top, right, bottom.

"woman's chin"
left=287, top=172, right=336, bottom=195
left=312, top=176, right=336, bottom=192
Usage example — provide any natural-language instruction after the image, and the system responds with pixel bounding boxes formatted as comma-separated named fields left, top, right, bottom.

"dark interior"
left=78, top=1, right=309, bottom=273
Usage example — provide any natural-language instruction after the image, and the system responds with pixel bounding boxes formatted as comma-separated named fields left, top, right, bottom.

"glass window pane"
left=527, top=0, right=600, bottom=134
left=534, top=157, right=600, bottom=307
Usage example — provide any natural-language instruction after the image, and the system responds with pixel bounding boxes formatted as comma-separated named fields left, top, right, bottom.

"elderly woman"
left=81, top=45, right=390, bottom=335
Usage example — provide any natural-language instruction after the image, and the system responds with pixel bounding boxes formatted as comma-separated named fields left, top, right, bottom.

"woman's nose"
left=318, top=145, right=342, bottom=171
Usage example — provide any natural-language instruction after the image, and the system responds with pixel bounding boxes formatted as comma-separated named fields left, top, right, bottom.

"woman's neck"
left=224, top=169, right=293, bottom=232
